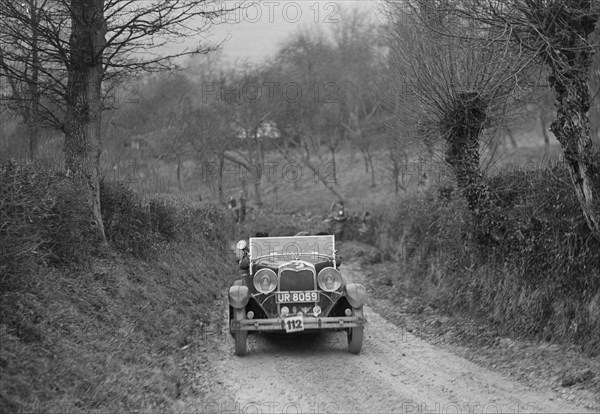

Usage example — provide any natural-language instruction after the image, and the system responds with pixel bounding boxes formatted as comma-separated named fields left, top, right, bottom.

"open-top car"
left=228, top=234, right=367, bottom=355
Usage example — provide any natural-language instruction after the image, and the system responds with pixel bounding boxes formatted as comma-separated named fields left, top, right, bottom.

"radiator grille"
left=279, top=269, right=315, bottom=291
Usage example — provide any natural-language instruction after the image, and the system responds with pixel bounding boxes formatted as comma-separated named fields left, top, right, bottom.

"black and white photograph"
left=1, top=0, right=599, bottom=412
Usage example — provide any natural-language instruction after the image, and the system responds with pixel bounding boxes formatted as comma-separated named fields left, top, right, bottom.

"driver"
left=238, top=231, right=269, bottom=268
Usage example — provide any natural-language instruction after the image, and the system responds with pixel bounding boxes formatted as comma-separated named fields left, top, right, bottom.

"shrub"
left=100, top=179, right=157, bottom=257
left=100, top=180, right=236, bottom=258
left=148, top=200, right=178, bottom=240
left=378, top=163, right=600, bottom=353
left=0, top=160, right=99, bottom=292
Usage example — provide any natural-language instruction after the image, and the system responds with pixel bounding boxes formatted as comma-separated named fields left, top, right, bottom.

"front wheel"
left=233, top=308, right=248, bottom=356
left=348, top=308, right=364, bottom=354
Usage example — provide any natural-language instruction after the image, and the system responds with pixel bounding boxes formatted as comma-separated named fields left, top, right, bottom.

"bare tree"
left=330, top=7, right=383, bottom=187
left=190, top=102, right=236, bottom=203
left=267, top=33, right=349, bottom=200
left=225, top=68, right=274, bottom=207
left=406, top=0, right=600, bottom=238
left=384, top=2, right=534, bottom=237
left=342, top=104, right=380, bottom=187
left=0, top=0, right=69, bottom=158
left=1, top=0, right=232, bottom=242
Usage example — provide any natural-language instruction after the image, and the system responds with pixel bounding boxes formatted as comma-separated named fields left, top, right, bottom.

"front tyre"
left=348, top=307, right=364, bottom=354
left=233, top=308, right=247, bottom=356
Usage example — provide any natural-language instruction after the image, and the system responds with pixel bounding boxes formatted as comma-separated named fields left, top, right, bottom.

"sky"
left=204, top=0, right=384, bottom=64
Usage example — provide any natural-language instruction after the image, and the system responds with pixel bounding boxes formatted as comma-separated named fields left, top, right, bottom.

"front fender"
left=229, top=285, right=250, bottom=309
left=345, top=283, right=366, bottom=309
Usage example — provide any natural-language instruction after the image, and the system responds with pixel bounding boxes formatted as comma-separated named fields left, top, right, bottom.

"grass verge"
left=354, top=162, right=600, bottom=354
left=0, top=161, right=236, bottom=412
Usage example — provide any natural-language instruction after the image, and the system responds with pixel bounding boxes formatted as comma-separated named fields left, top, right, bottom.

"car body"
left=228, top=235, right=367, bottom=355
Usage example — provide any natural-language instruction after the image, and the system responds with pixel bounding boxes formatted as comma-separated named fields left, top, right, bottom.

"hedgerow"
left=375, top=162, right=600, bottom=353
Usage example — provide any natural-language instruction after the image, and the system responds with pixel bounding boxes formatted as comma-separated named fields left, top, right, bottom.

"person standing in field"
left=238, top=192, right=246, bottom=223
left=228, top=195, right=238, bottom=222
left=330, top=199, right=347, bottom=240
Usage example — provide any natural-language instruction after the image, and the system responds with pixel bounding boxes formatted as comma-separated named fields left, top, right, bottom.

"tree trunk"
left=63, top=0, right=107, bottom=244
left=361, top=147, right=369, bottom=172
left=367, top=150, right=376, bottom=187
left=27, top=3, right=40, bottom=160
left=393, top=160, right=400, bottom=195
left=445, top=128, right=488, bottom=212
left=591, top=102, right=600, bottom=145
left=26, top=109, right=39, bottom=160
left=217, top=154, right=225, bottom=204
left=539, top=109, right=551, bottom=154
left=549, top=70, right=600, bottom=240
left=177, top=156, right=184, bottom=191
left=253, top=180, right=262, bottom=208
left=330, top=146, right=338, bottom=184
left=443, top=92, right=499, bottom=240
left=505, top=126, right=517, bottom=149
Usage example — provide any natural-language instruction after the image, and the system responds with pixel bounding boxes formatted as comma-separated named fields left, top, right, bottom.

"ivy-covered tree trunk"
left=550, top=72, right=599, bottom=240
left=443, top=93, right=487, bottom=207
left=545, top=8, right=600, bottom=241
left=445, top=129, right=487, bottom=211
left=63, top=0, right=107, bottom=244
left=443, top=92, right=501, bottom=239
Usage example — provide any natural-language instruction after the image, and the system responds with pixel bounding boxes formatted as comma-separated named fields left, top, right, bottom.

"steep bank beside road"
left=1, top=243, right=236, bottom=413
left=0, top=163, right=237, bottom=413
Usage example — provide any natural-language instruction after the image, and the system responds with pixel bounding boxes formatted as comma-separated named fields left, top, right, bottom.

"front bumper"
left=230, top=315, right=366, bottom=332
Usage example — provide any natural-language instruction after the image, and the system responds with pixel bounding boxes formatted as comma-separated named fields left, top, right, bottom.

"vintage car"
left=228, top=234, right=367, bottom=355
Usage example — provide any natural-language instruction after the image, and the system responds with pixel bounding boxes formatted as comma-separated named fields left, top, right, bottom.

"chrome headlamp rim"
left=253, top=268, right=277, bottom=294
left=317, top=267, right=342, bottom=292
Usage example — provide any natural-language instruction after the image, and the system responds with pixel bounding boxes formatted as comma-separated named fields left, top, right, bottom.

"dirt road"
left=182, top=265, right=594, bottom=414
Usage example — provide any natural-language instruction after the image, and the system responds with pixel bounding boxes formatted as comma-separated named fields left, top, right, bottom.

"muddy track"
left=190, top=264, right=594, bottom=414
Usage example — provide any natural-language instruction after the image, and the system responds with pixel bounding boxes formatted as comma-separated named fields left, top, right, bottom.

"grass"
left=0, top=161, right=236, bottom=412
left=2, top=248, right=232, bottom=412
left=363, top=162, right=600, bottom=355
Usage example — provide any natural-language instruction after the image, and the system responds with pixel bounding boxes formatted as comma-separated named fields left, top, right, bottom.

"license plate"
left=284, top=315, right=304, bottom=333
left=276, top=291, right=319, bottom=303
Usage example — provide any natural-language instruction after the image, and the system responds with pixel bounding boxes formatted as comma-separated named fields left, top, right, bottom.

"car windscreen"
left=249, top=235, right=335, bottom=263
